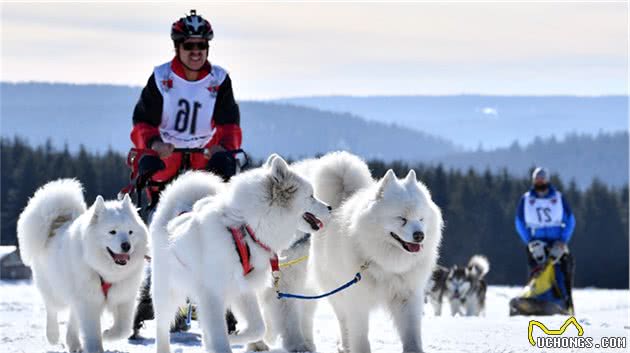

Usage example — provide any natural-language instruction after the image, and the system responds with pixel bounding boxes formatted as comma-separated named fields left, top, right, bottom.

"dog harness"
left=228, top=225, right=279, bottom=276
left=226, top=225, right=370, bottom=301
left=100, top=276, right=112, bottom=298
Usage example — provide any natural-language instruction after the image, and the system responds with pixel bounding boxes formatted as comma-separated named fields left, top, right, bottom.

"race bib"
left=523, top=192, right=564, bottom=228
left=153, top=63, right=227, bottom=148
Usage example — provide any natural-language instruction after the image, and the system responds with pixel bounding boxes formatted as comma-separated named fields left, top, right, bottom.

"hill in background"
left=276, top=95, right=627, bottom=150
left=1, top=82, right=627, bottom=188
left=0, top=82, right=457, bottom=161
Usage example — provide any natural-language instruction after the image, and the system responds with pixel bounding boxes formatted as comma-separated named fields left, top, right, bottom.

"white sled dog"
left=311, top=159, right=443, bottom=353
left=150, top=155, right=331, bottom=353
left=17, top=179, right=149, bottom=353
left=259, top=151, right=443, bottom=353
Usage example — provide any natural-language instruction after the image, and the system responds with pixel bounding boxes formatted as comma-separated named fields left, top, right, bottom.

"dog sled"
left=509, top=260, right=572, bottom=316
left=120, top=147, right=249, bottom=221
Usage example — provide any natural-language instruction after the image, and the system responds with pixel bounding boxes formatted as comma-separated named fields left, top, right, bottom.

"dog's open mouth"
left=390, top=232, right=422, bottom=253
left=303, top=212, right=324, bottom=231
left=107, top=247, right=130, bottom=266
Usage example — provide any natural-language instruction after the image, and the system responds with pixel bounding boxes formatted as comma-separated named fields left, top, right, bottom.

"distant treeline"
left=437, top=131, right=629, bottom=189
left=2, top=137, right=628, bottom=288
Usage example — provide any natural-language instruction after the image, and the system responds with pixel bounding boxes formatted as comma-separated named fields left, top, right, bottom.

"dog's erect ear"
left=403, top=169, right=417, bottom=188
left=270, top=155, right=290, bottom=184
left=448, top=265, right=457, bottom=276
left=376, top=169, right=397, bottom=199
left=90, top=195, right=106, bottom=223
left=122, top=193, right=136, bottom=214
left=265, top=153, right=281, bottom=168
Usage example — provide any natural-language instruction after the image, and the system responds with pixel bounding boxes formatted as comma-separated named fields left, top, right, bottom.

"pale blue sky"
left=1, top=1, right=627, bottom=99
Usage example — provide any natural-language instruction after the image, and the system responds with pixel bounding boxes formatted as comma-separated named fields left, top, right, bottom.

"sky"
left=1, top=1, right=628, bottom=99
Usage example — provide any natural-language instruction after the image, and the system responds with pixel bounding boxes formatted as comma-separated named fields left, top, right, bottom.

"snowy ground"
left=1, top=280, right=628, bottom=353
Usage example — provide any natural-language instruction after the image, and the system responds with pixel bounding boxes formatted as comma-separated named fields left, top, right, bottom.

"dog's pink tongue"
left=406, top=242, right=421, bottom=252
left=113, top=253, right=130, bottom=261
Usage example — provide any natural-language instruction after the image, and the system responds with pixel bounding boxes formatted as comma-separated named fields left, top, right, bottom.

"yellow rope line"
left=279, top=255, right=309, bottom=268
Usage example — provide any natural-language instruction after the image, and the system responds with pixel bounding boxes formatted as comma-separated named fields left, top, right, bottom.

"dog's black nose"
left=327, top=205, right=332, bottom=211
left=413, top=231, right=425, bottom=242
left=121, top=242, right=131, bottom=253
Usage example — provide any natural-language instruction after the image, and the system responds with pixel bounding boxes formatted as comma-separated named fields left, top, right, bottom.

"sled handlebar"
left=172, top=148, right=206, bottom=153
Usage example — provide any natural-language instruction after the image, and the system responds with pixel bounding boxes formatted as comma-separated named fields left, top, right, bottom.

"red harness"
left=100, top=276, right=112, bottom=298
left=228, top=225, right=279, bottom=276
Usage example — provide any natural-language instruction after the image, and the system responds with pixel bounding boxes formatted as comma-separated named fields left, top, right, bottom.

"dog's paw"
left=246, top=340, right=270, bottom=351
left=103, top=327, right=127, bottom=341
left=66, top=344, right=82, bottom=353
left=66, top=331, right=81, bottom=352
left=337, top=342, right=345, bottom=353
left=284, top=339, right=316, bottom=352
left=46, top=325, right=59, bottom=344
left=286, top=343, right=316, bottom=353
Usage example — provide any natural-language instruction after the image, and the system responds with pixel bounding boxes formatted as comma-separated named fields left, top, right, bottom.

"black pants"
left=526, top=247, right=575, bottom=310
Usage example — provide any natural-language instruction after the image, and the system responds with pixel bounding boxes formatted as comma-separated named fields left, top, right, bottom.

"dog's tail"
left=468, top=255, right=490, bottom=279
left=149, top=171, right=225, bottom=247
left=309, top=151, right=373, bottom=209
left=17, top=179, right=86, bottom=266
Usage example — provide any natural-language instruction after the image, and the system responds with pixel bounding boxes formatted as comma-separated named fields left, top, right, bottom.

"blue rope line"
left=185, top=302, right=193, bottom=328
left=277, top=272, right=362, bottom=300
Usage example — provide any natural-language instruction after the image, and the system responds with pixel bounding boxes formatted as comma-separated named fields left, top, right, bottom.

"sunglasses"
left=181, top=42, right=209, bottom=51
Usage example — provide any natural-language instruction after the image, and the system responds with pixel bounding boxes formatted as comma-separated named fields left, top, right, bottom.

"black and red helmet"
left=171, top=10, right=213, bottom=42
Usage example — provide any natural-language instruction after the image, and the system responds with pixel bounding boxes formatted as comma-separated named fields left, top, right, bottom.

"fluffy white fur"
left=468, top=255, right=490, bottom=279
left=17, top=179, right=149, bottom=353
left=150, top=156, right=330, bottom=353
left=253, top=151, right=371, bottom=352
left=250, top=231, right=316, bottom=352
left=260, top=151, right=443, bottom=353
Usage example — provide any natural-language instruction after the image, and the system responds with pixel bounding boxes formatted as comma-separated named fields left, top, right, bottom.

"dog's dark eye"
left=109, top=230, right=116, bottom=235
left=399, top=217, right=407, bottom=226
left=128, top=230, right=133, bottom=235
left=419, top=218, right=424, bottom=222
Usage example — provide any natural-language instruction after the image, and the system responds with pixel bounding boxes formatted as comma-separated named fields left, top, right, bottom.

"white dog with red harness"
left=149, top=154, right=330, bottom=353
left=17, top=179, right=149, bottom=353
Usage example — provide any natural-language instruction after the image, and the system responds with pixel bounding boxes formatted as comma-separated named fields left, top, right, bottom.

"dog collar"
left=100, top=276, right=112, bottom=298
left=228, top=225, right=279, bottom=276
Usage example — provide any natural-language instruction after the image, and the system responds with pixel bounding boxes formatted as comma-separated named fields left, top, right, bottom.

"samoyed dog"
left=259, top=151, right=443, bottom=353
left=150, top=154, right=331, bottom=353
left=17, top=179, right=149, bottom=353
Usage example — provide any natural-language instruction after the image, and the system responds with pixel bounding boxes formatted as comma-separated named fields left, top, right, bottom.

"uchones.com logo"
left=528, top=316, right=627, bottom=349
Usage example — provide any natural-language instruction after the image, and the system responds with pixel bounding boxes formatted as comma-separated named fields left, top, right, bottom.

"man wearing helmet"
left=129, top=9, right=240, bottom=338
left=131, top=9, right=241, bottom=187
left=515, top=167, right=576, bottom=312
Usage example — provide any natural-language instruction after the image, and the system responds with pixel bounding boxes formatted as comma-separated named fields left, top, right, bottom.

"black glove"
left=206, top=151, right=238, bottom=181
left=137, top=154, right=165, bottom=188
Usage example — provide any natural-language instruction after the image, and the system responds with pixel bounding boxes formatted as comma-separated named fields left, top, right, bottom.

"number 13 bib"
left=153, top=62, right=227, bottom=148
